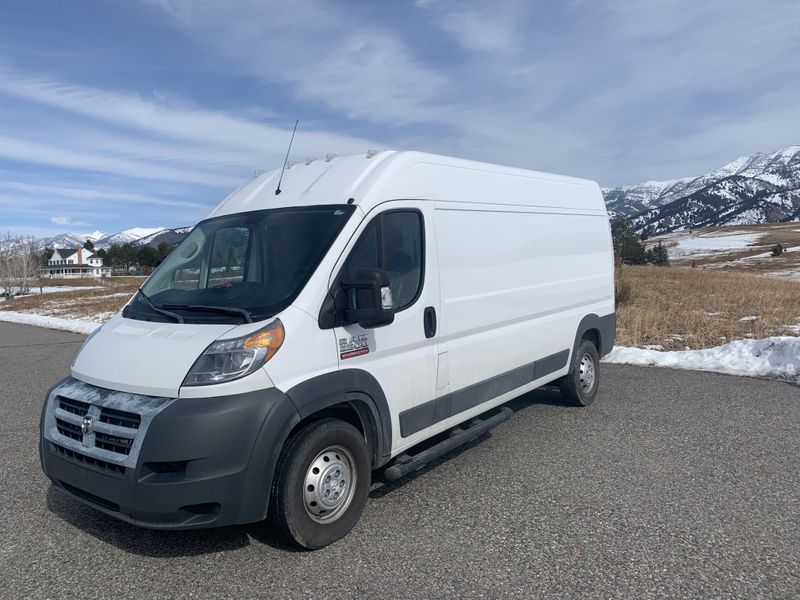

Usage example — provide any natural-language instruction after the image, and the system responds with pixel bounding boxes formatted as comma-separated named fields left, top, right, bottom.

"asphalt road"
left=1, top=322, right=798, bottom=599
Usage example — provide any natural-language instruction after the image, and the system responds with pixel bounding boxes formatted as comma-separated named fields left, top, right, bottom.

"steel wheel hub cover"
left=579, top=353, right=596, bottom=392
left=303, top=445, right=356, bottom=522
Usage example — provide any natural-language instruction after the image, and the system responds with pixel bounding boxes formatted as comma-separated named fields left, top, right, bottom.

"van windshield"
left=126, top=205, right=354, bottom=324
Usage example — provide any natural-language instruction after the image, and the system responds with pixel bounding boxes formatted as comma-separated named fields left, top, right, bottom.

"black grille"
left=52, top=443, right=126, bottom=475
left=95, top=432, right=134, bottom=455
left=55, top=418, right=82, bottom=441
left=58, top=396, right=90, bottom=416
left=99, top=406, right=141, bottom=429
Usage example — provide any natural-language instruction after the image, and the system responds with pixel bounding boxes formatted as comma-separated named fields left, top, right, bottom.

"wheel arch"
left=571, top=312, right=616, bottom=364
left=285, top=369, right=392, bottom=468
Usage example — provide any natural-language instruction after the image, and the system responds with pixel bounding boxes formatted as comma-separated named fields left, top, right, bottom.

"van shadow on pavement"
left=45, top=486, right=303, bottom=556
left=368, top=384, right=569, bottom=499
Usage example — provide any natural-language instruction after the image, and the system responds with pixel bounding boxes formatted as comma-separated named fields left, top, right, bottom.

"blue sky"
left=1, top=0, right=799, bottom=237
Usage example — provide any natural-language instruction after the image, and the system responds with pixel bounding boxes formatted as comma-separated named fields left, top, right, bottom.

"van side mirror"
left=341, top=268, right=395, bottom=328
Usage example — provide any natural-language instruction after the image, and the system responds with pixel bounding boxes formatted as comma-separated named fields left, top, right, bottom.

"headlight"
left=183, top=319, right=285, bottom=386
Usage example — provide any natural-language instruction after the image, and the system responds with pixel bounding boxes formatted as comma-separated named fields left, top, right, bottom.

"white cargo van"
left=40, top=151, right=615, bottom=549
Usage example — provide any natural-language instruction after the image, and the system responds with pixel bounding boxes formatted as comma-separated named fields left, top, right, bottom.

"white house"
left=41, top=247, right=111, bottom=278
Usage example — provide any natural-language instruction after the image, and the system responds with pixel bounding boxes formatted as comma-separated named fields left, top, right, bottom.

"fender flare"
left=571, top=312, right=616, bottom=362
left=285, top=369, right=392, bottom=468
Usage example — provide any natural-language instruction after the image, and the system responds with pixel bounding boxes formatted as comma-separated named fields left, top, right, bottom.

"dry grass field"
left=616, top=265, right=800, bottom=349
left=0, top=277, right=146, bottom=322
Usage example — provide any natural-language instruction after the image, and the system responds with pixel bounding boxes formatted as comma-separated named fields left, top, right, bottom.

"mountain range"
left=603, top=145, right=800, bottom=235
left=33, top=227, right=192, bottom=251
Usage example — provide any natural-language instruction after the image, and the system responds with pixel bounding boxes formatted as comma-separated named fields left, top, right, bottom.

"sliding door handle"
left=424, top=306, right=437, bottom=338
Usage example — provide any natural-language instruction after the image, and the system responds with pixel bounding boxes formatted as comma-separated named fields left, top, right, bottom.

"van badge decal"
left=339, top=334, right=370, bottom=360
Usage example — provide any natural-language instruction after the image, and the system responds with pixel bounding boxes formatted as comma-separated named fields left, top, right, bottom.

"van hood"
left=71, top=314, right=238, bottom=397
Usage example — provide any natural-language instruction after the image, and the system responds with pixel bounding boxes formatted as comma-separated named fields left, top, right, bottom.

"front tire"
left=269, top=418, right=371, bottom=550
left=558, top=339, right=600, bottom=406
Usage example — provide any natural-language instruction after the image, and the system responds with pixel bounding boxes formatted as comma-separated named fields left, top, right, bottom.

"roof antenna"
left=275, top=119, right=299, bottom=195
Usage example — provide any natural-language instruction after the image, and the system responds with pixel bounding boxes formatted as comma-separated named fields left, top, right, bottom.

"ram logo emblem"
left=81, top=415, right=94, bottom=436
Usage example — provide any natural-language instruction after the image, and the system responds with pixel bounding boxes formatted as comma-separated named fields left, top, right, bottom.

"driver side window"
left=343, top=211, right=423, bottom=310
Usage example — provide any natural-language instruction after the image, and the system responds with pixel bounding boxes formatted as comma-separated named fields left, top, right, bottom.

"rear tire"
left=269, top=418, right=370, bottom=550
left=558, top=339, right=600, bottom=406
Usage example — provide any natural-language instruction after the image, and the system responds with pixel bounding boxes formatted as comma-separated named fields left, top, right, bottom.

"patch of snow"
left=671, top=232, right=761, bottom=257
left=0, top=311, right=99, bottom=335
left=738, top=315, right=759, bottom=322
left=88, top=292, right=132, bottom=300
left=755, top=173, right=789, bottom=187
left=604, top=337, right=800, bottom=384
left=738, top=251, right=772, bottom=261
left=726, top=210, right=766, bottom=226
left=22, top=286, right=103, bottom=295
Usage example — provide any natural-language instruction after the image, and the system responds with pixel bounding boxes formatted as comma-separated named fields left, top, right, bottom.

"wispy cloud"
left=0, top=67, right=381, bottom=158
left=416, top=0, right=524, bottom=54
left=0, top=180, right=206, bottom=209
left=148, top=0, right=448, bottom=125
left=0, top=134, right=242, bottom=188
left=50, top=215, right=90, bottom=227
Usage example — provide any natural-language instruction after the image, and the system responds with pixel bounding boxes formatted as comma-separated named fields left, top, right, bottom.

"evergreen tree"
left=137, top=245, right=160, bottom=268
left=649, top=242, right=670, bottom=266
left=39, top=247, right=54, bottom=264
left=611, top=219, right=648, bottom=265
left=83, top=239, right=95, bottom=252
left=156, top=242, right=173, bottom=263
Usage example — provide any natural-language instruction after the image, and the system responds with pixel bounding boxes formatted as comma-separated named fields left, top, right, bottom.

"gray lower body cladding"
left=40, top=377, right=300, bottom=529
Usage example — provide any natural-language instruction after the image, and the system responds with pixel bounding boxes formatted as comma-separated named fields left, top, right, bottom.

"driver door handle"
left=424, top=306, right=437, bottom=338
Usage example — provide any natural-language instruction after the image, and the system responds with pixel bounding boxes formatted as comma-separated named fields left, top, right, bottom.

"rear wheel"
left=269, top=418, right=370, bottom=549
left=558, top=339, right=600, bottom=406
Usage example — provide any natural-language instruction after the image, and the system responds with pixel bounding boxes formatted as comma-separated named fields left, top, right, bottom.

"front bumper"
left=40, top=377, right=300, bottom=529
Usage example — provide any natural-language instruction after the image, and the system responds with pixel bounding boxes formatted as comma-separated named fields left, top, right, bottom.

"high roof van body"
left=40, top=150, right=615, bottom=548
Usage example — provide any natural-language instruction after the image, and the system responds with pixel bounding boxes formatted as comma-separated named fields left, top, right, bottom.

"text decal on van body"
left=339, top=334, right=370, bottom=360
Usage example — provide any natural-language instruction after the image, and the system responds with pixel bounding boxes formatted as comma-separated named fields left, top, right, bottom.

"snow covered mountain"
left=133, top=227, right=193, bottom=248
left=604, top=146, right=800, bottom=234
left=32, top=230, right=109, bottom=250
left=93, top=227, right=165, bottom=248
left=35, top=227, right=190, bottom=251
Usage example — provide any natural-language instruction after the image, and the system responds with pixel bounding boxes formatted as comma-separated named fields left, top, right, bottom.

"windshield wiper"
left=162, top=304, right=253, bottom=324
left=136, top=288, right=184, bottom=324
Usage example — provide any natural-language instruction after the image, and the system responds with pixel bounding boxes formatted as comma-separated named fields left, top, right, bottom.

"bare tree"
left=0, top=232, right=15, bottom=296
left=0, top=233, right=42, bottom=296
left=16, top=237, right=40, bottom=294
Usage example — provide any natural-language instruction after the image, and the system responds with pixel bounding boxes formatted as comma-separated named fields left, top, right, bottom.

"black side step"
left=382, top=406, right=513, bottom=482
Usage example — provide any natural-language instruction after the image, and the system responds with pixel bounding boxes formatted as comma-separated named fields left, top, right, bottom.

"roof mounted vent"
left=325, top=153, right=337, bottom=162
left=305, top=156, right=317, bottom=165
left=366, top=149, right=379, bottom=159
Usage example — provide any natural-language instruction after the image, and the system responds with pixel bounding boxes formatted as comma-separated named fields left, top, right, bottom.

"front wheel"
left=558, top=339, right=600, bottom=406
left=269, top=418, right=371, bottom=550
